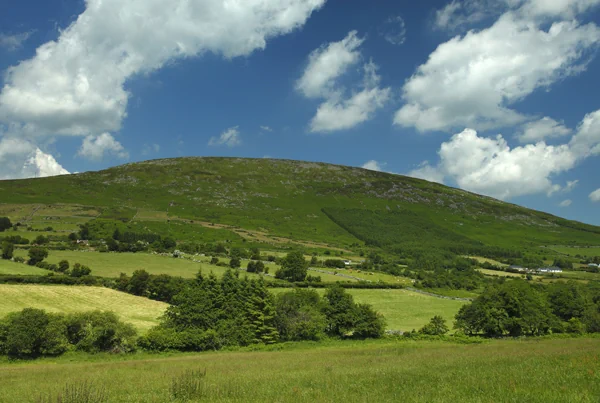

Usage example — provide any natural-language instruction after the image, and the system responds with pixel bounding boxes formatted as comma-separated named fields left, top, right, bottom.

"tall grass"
left=34, top=380, right=108, bottom=403
left=170, top=369, right=207, bottom=401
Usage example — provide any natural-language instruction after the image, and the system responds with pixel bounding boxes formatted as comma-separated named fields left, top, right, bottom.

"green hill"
left=1, top=157, right=599, bottom=259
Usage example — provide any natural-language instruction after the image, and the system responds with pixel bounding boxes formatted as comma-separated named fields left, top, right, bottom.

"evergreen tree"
left=1, top=242, right=14, bottom=260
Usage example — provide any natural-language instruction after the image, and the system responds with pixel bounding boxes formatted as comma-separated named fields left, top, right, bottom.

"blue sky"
left=1, top=0, right=600, bottom=225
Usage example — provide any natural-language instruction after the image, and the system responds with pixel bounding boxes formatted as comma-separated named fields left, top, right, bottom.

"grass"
left=272, top=288, right=466, bottom=332
left=0, top=260, right=51, bottom=275
left=0, top=337, right=598, bottom=402
left=548, top=246, right=600, bottom=257
left=477, top=268, right=527, bottom=278
left=0, top=285, right=167, bottom=332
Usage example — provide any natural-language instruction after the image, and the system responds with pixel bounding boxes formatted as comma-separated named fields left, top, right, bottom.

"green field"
left=1, top=338, right=598, bottom=402
left=0, top=285, right=167, bottom=332
left=548, top=246, right=600, bottom=257
left=0, top=259, right=50, bottom=275
left=273, top=288, right=466, bottom=332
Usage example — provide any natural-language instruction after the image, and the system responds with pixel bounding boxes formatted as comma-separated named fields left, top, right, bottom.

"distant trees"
left=27, top=247, right=48, bottom=266
left=70, top=263, right=91, bottom=278
left=229, top=257, right=241, bottom=269
left=246, top=260, right=265, bottom=273
left=33, top=235, right=49, bottom=245
left=58, top=260, right=70, bottom=273
left=275, top=251, right=308, bottom=282
left=1, top=242, right=14, bottom=260
left=0, top=217, right=12, bottom=232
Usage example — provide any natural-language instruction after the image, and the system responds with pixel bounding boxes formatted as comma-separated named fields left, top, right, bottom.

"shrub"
left=210, top=257, right=219, bottom=265
left=0, top=217, right=12, bottom=232
left=13, top=256, right=25, bottom=263
left=419, top=315, right=449, bottom=336
left=64, top=311, right=137, bottom=353
left=28, top=247, right=49, bottom=266
left=275, top=251, right=308, bottom=282
left=1, top=241, right=14, bottom=260
left=229, top=257, right=241, bottom=269
left=0, top=308, right=68, bottom=358
left=70, top=263, right=92, bottom=277
left=275, top=289, right=326, bottom=341
left=58, top=260, right=70, bottom=273
left=353, top=303, right=386, bottom=339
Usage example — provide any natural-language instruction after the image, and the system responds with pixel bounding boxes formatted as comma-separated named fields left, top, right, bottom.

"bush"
left=0, top=217, right=12, bottom=232
left=210, top=257, right=219, bottom=265
left=229, top=257, right=241, bottom=269
left=64, top=311, right=137, bottom=353
left=1, top=241, right=14, bottom=260
left=28, top=247, right=49, bottom=266
left=275, top=289, right=326, bottom=341
left=352, top=303, right=386, bottom=339
left=275, top=251, right=308, bottom=282
left=419, top=315, right=449, bottom=336
left=58, top=260, right=70, bottom=273
left=13, top=256, right=25, bottom=263
left=70, top=263, right=92, bottom=277
left=0, top=308, right=68, bottom=358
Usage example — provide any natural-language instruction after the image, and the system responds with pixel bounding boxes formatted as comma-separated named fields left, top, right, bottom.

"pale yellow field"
left=0, top=285, right=167, bottom=332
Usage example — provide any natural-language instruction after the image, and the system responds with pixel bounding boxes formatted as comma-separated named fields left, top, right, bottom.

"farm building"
left=537, top=267, right=562, bottom=273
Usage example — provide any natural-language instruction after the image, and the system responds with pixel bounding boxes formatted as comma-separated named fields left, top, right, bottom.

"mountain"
left=1, top=157, right=598, bottom=258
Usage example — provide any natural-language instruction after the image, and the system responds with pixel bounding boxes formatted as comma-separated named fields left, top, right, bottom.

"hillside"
left=1, top=157, right=599, bottom=258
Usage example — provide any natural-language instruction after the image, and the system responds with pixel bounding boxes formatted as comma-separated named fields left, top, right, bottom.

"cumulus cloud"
left=77, top=133, right=129, bottom=161
left=559, top=199, right=573, bottom=207
left=297, top=33, right=391, bottom=133
left=408, top=161, right=446, bottom=184
left=310, top=64, right=390, bottom=132
left=296, top=30, right=364, bottom=98
left=409, top=106, right=600, bottom=200
left=590, top=188, right=600, bottom=202
left=380, top=16, right=407, bottom=45
left=397, top=2, right=600, bottom=132
left=0, top=137, right=69, bottom=179
left=0, top=0, right=325, bottom=178
left=0, top=31, right=33, bottom=51
left=516, top=117, right=572, bottom=143
left=362, top=160, right=384, bottom=171
left=208, top=126, right=242, bottom=147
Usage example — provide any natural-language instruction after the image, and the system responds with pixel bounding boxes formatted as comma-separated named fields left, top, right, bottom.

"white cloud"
left=296, top=30, right=364, bottom=98
left=516, top=117, right=572, bottom=143
left=362, top=160, right=384, bottom=171
left=396, top=4, right=600, bottom=132
left=77, top=133, right=129, bottom=161
left=310, top=81, right=390, bottom=132
left=208, top=126, right=241, bottom=147
left=565, top=179, right=579, bottom=192
left=417, top=128, right=577, bottom=199
left=298, top=38, right=391, bottom=134
left=0, top=32, right=33, bottom=51
left=380, top=16, right=407, bottom=45
left=434, top=0, right=507, bottom=31
left=260, top=125, right=273, bottom=132
left=590, top=188, right=600, bottom=202
left=0, top=0, right=324, bottom=179
left=408, top=161, right=446, bottom=184
left=559, top=199, right=572, bottom=207
left=569, top=109, right=600, bottom=158
left=0, top=137, right=69, bottom=179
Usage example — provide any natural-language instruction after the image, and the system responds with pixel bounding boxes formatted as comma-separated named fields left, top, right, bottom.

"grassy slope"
left=1, top=157, right=599, bottom=251
left=1, top=338, right=598, bottom=402
left=0, top=259, right=50, bottom=275
left=0, top=285, right=167, bottom=332
left=272, top=288, right=466, bottom=332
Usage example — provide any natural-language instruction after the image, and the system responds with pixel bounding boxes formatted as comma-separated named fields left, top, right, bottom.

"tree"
left=1, top=242, right=14, bottom=260
left=28, top=247, right=48, bottom=266
left=322, top=286, right=357, bottom=337
left=68, top=232, right=78, bottom=242
left=250, top=247, right=261, bottom=260
left=353, top=304, right=386, bottom=339
left=275, top=251, right=308, bottom=282
left=58, top=260, right=70, bottom=273
left=33, top=235, right=49, bottom=245
left=275, top=289, right=326, bottom=341
left=420, top=315, right=449, bottom=335
left=0, top=308, right=68, bottom=358
left=229, top=257, right=241, bottom=269
left=128, top=270, right=151, bottom=296
left=210, top=257, right=219, bottom=265
left=0, top=217, right=12, bottom=232
left=70, top=263, right=91, bottom=277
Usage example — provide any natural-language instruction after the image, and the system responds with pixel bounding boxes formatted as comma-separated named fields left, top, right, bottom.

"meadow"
left=0, top=285, right=167, bottom=332
left=0, top=259, right=50, bottom=276
left=548, top=246, right=600, bottom=257
left=272, top=288, right=466, bottom=332
left=0, top=337, right=598, bottom=402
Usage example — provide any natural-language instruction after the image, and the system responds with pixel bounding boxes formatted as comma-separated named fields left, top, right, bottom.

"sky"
left=0, top=0, right=600, bottom=224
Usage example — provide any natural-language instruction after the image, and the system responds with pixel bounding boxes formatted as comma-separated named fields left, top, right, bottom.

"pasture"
left=273, top=288, right=466, bottom=332
left=548, top=246, right=600, bottom=258
left=0, top=285, right=167, bottom=332
left=0, top=337, right=598, bottom=402
left=0, top=259, right=50, bottom=276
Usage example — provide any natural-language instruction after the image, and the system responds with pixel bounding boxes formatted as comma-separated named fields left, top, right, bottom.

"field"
left=548, top=246, right=600, bottom=257
left=273, top=288, right=466, bottom=332
left=477, top=268, right=526, bottom=278
left=0, top=337, right=598, bottom=402
left=0, top=285, right=167, bottom=332
left=0, top=259, right=50, bottom=275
